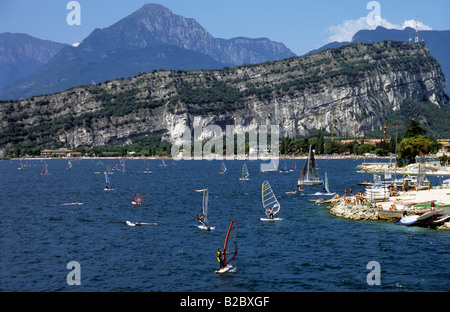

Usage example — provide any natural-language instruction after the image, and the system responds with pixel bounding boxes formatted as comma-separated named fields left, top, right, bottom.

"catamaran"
left=300, top=145, right=323, bottom=185
left=197, top=188, right=214, bottom=230
left=261, top=180, right=282, bottom=221
left=215, top=220, right=238, bottom=273
left=239, top=163, right=249, bottom=180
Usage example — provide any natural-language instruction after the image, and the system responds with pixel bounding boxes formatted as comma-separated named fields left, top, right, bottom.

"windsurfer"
left=217, top=248, right=224, bottom=269
left=266, top=204, right=277, bottom=219
left=105, top=184, right=109, bottom=190
left=197, top=214, right=206, bottom=227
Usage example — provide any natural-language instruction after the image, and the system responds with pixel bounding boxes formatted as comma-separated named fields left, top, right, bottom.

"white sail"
left=301, top=145, right=323, bottom=185
left=262, top=180, right=280, bottom=218
left=324, top=172, right=330, bottom=193
left=202, top=188, right=209, bottom=225
left=240, top=163, right=249, bottom=180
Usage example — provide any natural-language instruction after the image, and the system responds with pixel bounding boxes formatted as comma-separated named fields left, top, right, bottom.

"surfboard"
left=260, top=217, right=283, bottom=222
left=198, top=225, right=214, bottom=231
left=261, top=180, right=281, bottom=221
left=215, top=264, right=233, bottom=274
left=215, top=221, right=238, bottom=273
left=125, top=221, right=157, bottom=226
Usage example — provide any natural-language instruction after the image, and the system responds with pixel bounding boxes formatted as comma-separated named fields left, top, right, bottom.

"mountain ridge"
left=307, top=26, right=450, bottom=91
left=1, top=40, right=448, bottom=155
left=0, top=3, right=295, bottom=100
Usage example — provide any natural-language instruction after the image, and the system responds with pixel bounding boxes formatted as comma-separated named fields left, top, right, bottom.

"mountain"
left=0, top=3, right=295, bottom=100
left=308, top=26, right=450, bottom=91
left=0, top=33, right=67, bottom=89
left=1, top=41, right=448, bottom=155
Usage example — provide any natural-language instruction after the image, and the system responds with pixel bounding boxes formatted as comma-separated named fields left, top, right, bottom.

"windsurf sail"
left=133, top=193, right=145, bottom=205
left=262, top=180, right=280, bottom=218
left=324, top=172, right=330, bottom=193
left=223, top=221, right=238, bottom=266
left=300, top=145, right=323, bottom=185
left=41, top=161, right=48, bottom=175
left=104, top=169, right=111, bottom=187
left=241, top=163, right=249, bottom=179
left=202, top=188, right=209, bottom=226
left=219, top=160, right=227, bottom=174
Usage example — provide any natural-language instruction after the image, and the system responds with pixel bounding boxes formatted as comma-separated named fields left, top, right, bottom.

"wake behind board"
left=125, top=221, right=157, bottom=227
left=215, top=264, right=233, bottom=274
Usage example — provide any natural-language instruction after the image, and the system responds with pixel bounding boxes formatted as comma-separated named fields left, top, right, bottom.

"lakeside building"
left=40, top=148, right=81, bottom=157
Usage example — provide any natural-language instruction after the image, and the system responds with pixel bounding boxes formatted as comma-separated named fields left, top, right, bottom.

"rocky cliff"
left=0, top=41, right=448, bottom=152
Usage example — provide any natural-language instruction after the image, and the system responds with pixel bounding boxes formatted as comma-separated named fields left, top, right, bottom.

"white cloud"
left=325, top=17, right=432, bottom=43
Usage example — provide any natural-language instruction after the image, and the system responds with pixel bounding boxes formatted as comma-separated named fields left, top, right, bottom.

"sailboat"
left=197, top=188, right=214, bottom=230
left=239, top=163, right=249, bottom=180
left=215, top=221, right=238, bottom=274
left=219, top=160, right=227, bottom=174
left=300, top=145, right=323, bottom=185
left=261, top=180, right=282, bottom=221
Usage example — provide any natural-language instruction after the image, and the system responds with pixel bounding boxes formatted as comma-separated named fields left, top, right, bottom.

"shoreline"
left=324, top=187, right=450, bottom=230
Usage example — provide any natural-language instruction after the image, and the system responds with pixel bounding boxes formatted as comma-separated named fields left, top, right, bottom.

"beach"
left=327, top=186, right=450, bottom=230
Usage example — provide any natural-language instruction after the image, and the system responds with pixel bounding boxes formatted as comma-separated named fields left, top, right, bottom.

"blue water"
left=0, top=158, right=448, bottom=292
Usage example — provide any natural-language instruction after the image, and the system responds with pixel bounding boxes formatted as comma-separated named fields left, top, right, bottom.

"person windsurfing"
left=217, top=248, right=224, bottom=269
left=266, top=204, right=277, bottom=219
left=105, top=183, right=110, bottom=190
left=197, top=214, right=206, bottom=227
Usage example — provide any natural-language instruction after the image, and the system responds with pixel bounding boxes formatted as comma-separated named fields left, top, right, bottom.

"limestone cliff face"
left=1, top=41, right=448, bottom=151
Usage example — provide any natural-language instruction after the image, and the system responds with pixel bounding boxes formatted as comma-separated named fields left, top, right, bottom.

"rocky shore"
left=326, top=187, right=450, bottom=230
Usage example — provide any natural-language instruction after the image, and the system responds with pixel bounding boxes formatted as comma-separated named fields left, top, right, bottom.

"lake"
left=1, top=158, right=448, bottom=292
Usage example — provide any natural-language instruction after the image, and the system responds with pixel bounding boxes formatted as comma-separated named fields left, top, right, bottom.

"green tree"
left=404, top=120, right=426, bottom=138
left=397, top=135, right=433, bottom=165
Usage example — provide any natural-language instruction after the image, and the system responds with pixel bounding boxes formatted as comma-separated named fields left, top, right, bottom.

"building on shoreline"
left=40, top=148, right=81, bottom=157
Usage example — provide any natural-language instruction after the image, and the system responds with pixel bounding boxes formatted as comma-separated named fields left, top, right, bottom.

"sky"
left=0, top=0, right=449, bottom=55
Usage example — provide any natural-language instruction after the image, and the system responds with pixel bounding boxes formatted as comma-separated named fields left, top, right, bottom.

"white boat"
left=300, top=145, right=323, bottom=185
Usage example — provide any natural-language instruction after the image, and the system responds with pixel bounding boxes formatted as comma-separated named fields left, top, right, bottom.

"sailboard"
left=143, top=161, right=152, bottom=174
left=261, top=180, right=282, bottom=221
left=125, top=221, right=157, bottom=227
left=309, top=172, right=336, bottom=196
left=239, top=163, right=249, bottom=180
left=219, top=160, right=227, bottom=174
left=41, top=161, right=48, bottom=175
left=132, top=193, right=145, bottom=205
left=197, top=188, right=214, bottom=230
left=104, top=169, right=113, bottom=191
left=215, top=221, right=238, bottom=273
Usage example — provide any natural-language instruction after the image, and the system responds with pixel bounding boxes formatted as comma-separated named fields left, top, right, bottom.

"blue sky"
left=1, top=0, right=449, bottom=55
